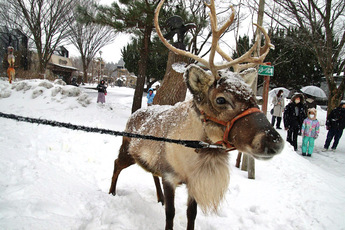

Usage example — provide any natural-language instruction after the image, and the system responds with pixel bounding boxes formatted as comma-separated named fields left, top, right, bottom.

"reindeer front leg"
left=153, top=175, right=164, bottom=204
left=162, top=178, right=176, bottom=230
left=109, top=138, right=135, bottom=195
left=187, top=196, right=197, bottom=230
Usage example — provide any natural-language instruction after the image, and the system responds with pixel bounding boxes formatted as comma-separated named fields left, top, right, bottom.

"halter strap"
left=201, top=107, right=262, bottom=151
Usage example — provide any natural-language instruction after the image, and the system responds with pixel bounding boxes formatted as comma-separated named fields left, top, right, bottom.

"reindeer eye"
left=216, top=97, right=226, bottom=104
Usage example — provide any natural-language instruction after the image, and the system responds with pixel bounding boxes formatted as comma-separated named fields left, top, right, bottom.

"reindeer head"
left=185, top=65, right=283, bottom=159
left=155, top=0, right=284, bottom=158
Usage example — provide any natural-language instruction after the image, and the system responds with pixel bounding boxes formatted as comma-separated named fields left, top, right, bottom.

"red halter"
left=201, top=107, right=262, bottom=151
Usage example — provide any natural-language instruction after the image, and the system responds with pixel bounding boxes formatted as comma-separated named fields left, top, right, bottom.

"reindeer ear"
left=185, top=65, right=215, bottom=99
left=239, top=68, right=258, bottom=94
left=239, top=68, right=257, bottom=87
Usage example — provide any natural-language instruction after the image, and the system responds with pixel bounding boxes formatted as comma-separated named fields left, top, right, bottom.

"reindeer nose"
left=253, top=129, right=284, bottom=158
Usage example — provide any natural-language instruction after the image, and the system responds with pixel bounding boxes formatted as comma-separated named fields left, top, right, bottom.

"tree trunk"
left=36, top=50, right=45, bottom=75
left=153, top=51, right=189, bottom=106
left=131, top=27, right=152, bottom=114
left=132, top=63, right=147, bottom=113
left=82, top=61, right=88, bottom=83
left=326, top=73, right=345, bottom=116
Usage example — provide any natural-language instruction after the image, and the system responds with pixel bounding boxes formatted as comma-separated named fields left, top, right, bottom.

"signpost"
left=258, top=64, right=274, bottom=115
left=258, top=64, right=274, bottom=76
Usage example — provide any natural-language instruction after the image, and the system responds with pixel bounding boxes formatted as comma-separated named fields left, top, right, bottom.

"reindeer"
left=108, top=1, right=284, bottom=229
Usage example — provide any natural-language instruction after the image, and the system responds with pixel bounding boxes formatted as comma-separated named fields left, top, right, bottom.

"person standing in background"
left=283, top=93, right=307, bottom=151
left=271, top=89, right=285, bottom=129
left=147, top=88, right=155, bottom=106
left=97, top=80, right=107, bottom=104
left=304, top=95, right=317, bottom=109
left=322, top=102, right=345, bottom=152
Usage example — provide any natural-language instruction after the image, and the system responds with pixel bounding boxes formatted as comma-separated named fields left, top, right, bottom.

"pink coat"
left=301, top=118, right=320, bottom=138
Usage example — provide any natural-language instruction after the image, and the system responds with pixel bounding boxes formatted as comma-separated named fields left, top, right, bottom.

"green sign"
left=258, top=65, right=274, bottom=76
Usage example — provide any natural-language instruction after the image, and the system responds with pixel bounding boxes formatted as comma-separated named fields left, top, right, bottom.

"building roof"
left=47, top=63, right=78, bottom=72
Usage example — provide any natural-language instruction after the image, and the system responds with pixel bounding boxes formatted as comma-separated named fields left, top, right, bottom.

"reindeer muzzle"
left=201, top=107, right=284, bottom=157
left=230, top=111, right=284, bottom=158
left=201, top=107, right=262, bottom=151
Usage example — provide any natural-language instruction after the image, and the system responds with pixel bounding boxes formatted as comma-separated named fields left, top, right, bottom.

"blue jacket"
left=147, top=88, right=155, bottom=104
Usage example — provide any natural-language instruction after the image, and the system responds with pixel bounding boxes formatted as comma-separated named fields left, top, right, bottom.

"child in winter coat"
left=147, top=88, right=155, bottom=106
left=301, top=108, right=320, bottom=156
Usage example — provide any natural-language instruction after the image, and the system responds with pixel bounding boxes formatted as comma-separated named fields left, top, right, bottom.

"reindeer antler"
left=154, top=0, right=273, bottom=78
left=204, top=2, right=235, bottom=78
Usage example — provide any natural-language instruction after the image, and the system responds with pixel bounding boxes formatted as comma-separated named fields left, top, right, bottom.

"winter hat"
left=291, top=93, right=304, bottom=103
left=308, top=108, right=317, bottom=119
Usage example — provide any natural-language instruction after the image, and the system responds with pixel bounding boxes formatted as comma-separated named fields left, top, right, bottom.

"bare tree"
left=262, top=0, right=345, bottom=113
left=68, top=0, right=116, bottom=83
left=0, top=1, right=17, bottom=30
left=2, top=0, right=75, bottom=74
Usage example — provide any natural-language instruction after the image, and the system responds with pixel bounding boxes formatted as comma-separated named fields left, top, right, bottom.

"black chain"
left=0, top=112, right=224, bottom=150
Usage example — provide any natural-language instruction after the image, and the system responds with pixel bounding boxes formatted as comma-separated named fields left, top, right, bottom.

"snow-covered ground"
left=0, top=78, right=344, bottom=230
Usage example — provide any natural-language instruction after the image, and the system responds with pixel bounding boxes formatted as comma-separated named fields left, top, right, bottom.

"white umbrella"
left=269, top=87, right=290, bottom=98
left=300, top=86, right=327, bottom=98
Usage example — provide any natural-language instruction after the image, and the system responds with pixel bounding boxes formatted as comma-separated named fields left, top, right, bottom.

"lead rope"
left=0, top=111, right=225, bottom=150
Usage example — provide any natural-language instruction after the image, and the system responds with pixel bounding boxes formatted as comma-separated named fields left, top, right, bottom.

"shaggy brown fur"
left=109, top=65, right=284, bottom=230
